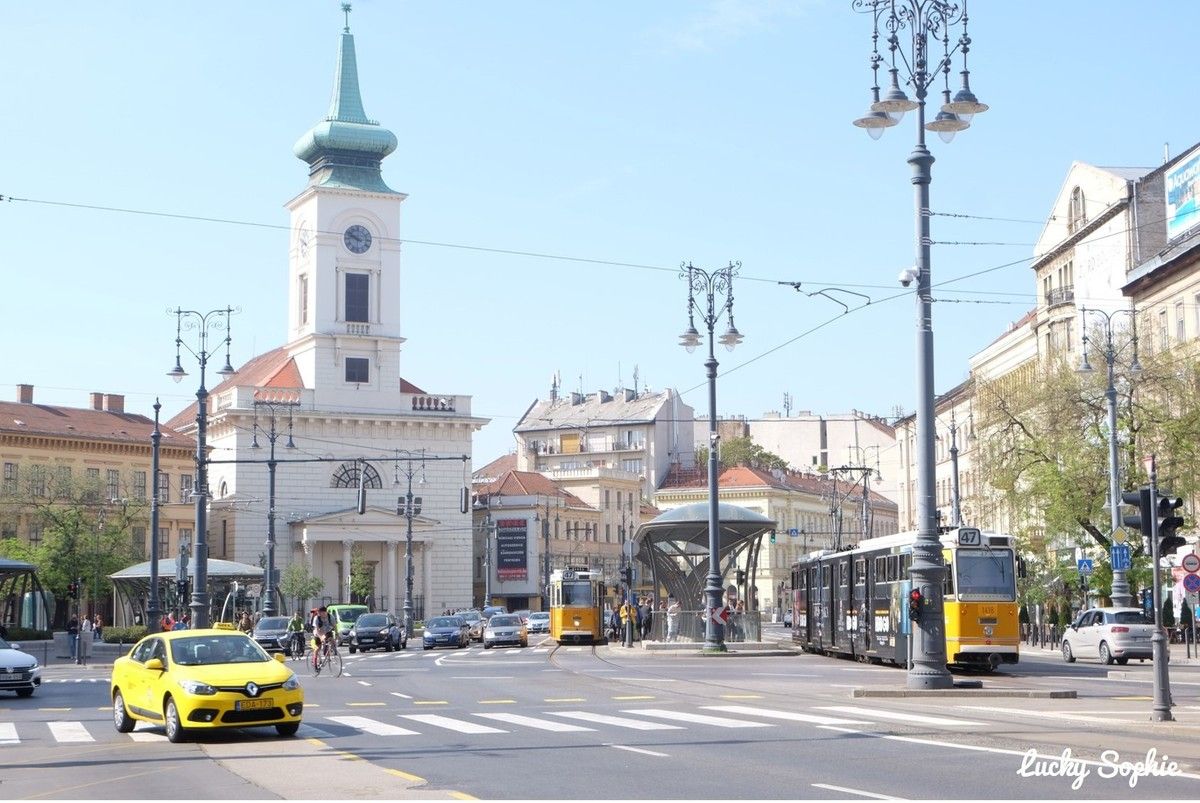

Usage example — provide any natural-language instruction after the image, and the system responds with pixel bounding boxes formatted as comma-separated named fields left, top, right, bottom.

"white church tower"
left=170, top=6, right=486, bottom=624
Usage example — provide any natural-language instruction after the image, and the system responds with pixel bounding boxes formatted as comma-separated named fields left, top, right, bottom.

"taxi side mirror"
left=145, top=658, right=165, bottom=671
left=273, top=653, right=286, bottom=663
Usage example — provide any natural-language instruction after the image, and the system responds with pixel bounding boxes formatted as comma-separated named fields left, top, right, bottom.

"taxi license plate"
left=0, top=673, right=20, bottom=681
left=236, top=698, right=274, bottom=711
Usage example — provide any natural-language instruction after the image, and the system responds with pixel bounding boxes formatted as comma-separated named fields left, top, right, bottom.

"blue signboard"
left=788, top=528, right=799, bottom=537
left=1111, top=544, right=1131, bottom=572
left=1077, top=558, right=1094, bottom=575
left=1183, top=574, right=1200, bottom=593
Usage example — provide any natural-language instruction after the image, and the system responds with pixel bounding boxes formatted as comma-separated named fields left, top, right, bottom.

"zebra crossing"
left=0, top=702, right=989, bottom=746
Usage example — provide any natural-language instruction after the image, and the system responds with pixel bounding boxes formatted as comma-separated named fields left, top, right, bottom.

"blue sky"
left=3, top=1, right=1198, bottom=465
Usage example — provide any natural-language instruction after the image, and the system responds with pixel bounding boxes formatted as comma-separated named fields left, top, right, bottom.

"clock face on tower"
left=297, top=224, right=311, bottom=257
left=343, top=224, right=372, bottom=254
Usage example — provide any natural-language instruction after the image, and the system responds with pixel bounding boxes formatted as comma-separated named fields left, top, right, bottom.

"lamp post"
left=679, top=260, right=743, bottom=653
left=148, top=399, right=163, bottom=633
left=250, top=393, right=299, bottom=617
left=393, top=450, right=426, bottom=636
left=168, top=306, right=237, bottom=628
left=852, top=0, right=987, bottom=689
left=1077, top=306, right=1141, bottom=608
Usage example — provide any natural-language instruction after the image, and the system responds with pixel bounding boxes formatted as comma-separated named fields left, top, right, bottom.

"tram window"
left=854, top=559, right=865, bottom=584
left=887, top=555, right=898, bottom=581
left=874, top=556, right=885, bottom=581
left=900, top=553, right=911, bottom=577
left=838, top=563, right=847, bottom=586
left=823, top=566, right=831, bottom=586
left=943, top=568, right=955, bottom=597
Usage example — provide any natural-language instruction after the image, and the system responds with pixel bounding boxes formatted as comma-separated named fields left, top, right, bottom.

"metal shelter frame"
left=0, top=558, right=52, bottom=631
left=633, top=503, right=776, bottom=609
left=108, top=558, right=265, bottom=627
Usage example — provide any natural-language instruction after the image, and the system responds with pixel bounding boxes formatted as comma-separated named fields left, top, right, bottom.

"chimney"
left=103, top=394, right=125, bottom=414
left=90, top=392, right=105, bottom=410
left=16, top=384, right=33, bottom=404
left=569, top=392, right=583, bottom=406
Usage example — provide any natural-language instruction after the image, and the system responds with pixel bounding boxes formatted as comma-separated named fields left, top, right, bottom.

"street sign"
left=1182, top=553, right=1200, bottom=573
left=1182, top=574, right=1200, bottom=593
left=1077, top=558, right=1094, bottom=575
left=708, top=605, right=729, bottom=626
left=1112, top=526, right=1129, bottom=545
left=1111, top=545, right=1131, bottom=572
left=788, top=528, right=798, bottom=537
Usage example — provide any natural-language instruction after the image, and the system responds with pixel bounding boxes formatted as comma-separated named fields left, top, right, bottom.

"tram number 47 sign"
left=708, top=606, right=730, bottom=626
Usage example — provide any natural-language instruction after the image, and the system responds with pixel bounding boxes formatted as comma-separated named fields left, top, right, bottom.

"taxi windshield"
left=171, top=635, right=270, bottom=666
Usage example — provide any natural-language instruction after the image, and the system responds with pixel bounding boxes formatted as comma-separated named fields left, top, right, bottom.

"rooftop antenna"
left=783, top=392, right=793, bottom=418
left=1164, top=142, right=1170, bottom=164
left=632, top=364, right=640, bottom=397
left=342, top=2, right=351, bottom=32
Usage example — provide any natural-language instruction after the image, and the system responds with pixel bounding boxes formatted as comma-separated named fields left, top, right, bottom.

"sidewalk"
left=1021, top=639, right=1200, bottom=665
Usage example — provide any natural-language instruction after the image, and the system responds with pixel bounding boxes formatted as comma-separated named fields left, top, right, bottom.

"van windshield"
left=335, top=608, right=367, bottom=622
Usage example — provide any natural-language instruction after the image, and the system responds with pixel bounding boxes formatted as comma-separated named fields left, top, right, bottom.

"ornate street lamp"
left=680, top=260, right=743, bottom=653
left=852, top=0, right=987, bottom=689
left=250, top=392, right=300, bottom=617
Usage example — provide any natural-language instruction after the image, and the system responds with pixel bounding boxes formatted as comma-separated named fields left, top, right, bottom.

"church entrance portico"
left=293, top=508, right=433, bottom=618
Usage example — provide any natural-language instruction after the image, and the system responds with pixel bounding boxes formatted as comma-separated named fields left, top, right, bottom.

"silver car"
left=1062, top=607, right=1157, bottom=665
left=0, top=636, right=42, bottom=697
left=483, top=614, right=528, bottom=649
left=526, top=611, right=550, bottom=634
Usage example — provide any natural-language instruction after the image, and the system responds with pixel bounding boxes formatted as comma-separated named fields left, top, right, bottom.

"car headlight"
left=348, top=629, right=356, bottom=638
left=178, top=678, right=217, bottom=696
left=378, top=628, right=389, bottom=634
left=282, top=673, right=301, bottom=691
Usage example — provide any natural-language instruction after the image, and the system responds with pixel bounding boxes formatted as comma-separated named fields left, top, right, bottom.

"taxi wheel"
left=276, top=722, right=300, bottom=737
left=112, top=690, right=135, bottom=733
left=165, top=697, right=189, bottom=743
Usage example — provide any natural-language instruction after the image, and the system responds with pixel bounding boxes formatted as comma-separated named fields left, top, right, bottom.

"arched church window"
left=330, top=461, right=383, bottom=489
left=1068, top=186, right=1086, bottom=234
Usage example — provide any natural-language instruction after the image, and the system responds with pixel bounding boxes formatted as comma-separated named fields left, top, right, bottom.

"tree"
left=348, top=545, right=374, bottom=607
left=279, top=561, right=324, bottom=611
left=696, top=436, right=789, bottom=472
left=1161, top=598, right=1176, bottom=628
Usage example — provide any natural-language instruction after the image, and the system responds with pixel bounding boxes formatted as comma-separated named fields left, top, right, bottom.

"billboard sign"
left=495, top=519, right=528, bottom=581
left=1166, top=144, right=1200, bottom=241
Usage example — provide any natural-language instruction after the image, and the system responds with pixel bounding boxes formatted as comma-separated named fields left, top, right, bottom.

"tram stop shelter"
left=109, top=558, right=266, bottom=627
left=0, top=558, right=52, bottom=631
left=632, top=502, right=776, bottom=611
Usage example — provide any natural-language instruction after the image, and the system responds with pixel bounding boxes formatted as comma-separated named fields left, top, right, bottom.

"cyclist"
left=310, top=606, right=335, bottom=668
left=286, top=611, right=306, bottom=658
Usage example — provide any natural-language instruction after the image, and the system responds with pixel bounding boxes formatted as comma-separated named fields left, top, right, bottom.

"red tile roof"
left=473, top=453, right=517, bottom=482
left=0, top=400, right=190, bottom=449
left=475, top=470, right=593, bottom=510
left=659, top=463, right=896, bottom=508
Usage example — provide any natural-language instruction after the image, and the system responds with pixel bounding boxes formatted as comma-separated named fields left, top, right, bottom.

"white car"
left=1062, top=607, right=1157, bottom=665
left=526, top=612, right=550, bottom=634
left=0, top=636, right=42, bottom=697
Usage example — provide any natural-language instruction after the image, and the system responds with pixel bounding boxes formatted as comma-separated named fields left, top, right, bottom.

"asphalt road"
left=2, top=628, right=1199, bottom=799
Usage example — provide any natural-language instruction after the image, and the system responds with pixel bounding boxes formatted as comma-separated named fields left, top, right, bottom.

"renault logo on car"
left=245, top=682, right=260, bottom=698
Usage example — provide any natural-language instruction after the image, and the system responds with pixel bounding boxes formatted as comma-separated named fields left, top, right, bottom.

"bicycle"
left=309, top=634, right=342, bottom=678
left=287, top=631, right=307, bottom=662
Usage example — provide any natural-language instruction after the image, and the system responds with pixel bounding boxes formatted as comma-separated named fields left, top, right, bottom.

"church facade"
left=168, top=14, right=485, bottom=620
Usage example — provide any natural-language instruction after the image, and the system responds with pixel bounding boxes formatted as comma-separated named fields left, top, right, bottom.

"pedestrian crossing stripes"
left=0, top=700, right=1034, bottom=745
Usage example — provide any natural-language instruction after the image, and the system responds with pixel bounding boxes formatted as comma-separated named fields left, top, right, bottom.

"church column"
left=342, top=539, right=353, bottom=602
left=386, top=540, right=398, bottom=613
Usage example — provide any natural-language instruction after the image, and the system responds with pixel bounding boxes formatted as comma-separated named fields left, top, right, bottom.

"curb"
left=852, top=687, right=1078, bottom=698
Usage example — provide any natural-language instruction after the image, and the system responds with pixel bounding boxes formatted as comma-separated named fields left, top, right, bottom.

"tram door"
left=852, top=558, right=868, bottom=653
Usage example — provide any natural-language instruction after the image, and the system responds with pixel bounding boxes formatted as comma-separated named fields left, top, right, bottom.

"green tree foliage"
left=348, top=545, right=374, bottom=604
left=696, top=436, right=789, bottom=472
left=0, top=463, right=144, bottom=606
left=1161, top=598, right=1176, bottom=628
left=1180, top=599, right=1194, bottom=631
left=279, top=561, right=325, bottom=609
left=973, top=333, right=1200, bottom=558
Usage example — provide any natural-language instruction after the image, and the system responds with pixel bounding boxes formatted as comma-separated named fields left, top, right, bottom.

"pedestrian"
left=81, top=613, right=94, bottom=644
left=172, top=612, right=188, bottom=631
left=93, top=613, right=103, bottom=641
left=161, top=612, right=173, bottom=632
left=608, top=602, right=621, bottom=641
left=666, top=596, right=681, bottom=642
left=638, top=597, right=652, bottom=641
left=238, top=610, right=253, bottom=634
left=66, top=613, right=79, bottom=659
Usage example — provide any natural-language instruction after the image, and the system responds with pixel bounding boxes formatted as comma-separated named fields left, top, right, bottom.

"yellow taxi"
left=111, top=626, right=303, bottom=742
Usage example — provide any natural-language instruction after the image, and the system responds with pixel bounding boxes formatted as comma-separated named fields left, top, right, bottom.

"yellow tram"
left=549, top=567, right=605, bottom=644
left=791, top=527, right=1022, bottom=670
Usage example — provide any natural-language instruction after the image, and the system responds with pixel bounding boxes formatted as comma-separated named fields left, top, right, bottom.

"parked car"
left=327, top=604, right=369, bottom=645
left=457, top=609, right=486, bottom=642
left=348, top=612, right=405, bottom=653
left=482, top=605, right=507, bottom=619
left=513, top=609, right=531, bottom=623
left=0, top=636, right=42, bottom=697
left=1062, top=607, right=1157, bottom=665
left=110, top=627, right=303, bottom=743
left=483, top=614, right=528, bottom=649
left=782, top=609, right=793, bottom=628
left=422, top=615, right=470, bottom=650
left=251, top=616, right=294, bottom=655
left=526, top=611, right=550, bottom=634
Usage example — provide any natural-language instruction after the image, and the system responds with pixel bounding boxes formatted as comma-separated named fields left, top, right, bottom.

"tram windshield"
left=560, top=580, right=594, bottom=606
left=955, top=548, right=1016, bottom=599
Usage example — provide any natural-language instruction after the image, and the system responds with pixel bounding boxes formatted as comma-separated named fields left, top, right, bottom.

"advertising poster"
left=1166, top=144, right=1200, bottom=241
left=495, top=518, right=528, bottom=581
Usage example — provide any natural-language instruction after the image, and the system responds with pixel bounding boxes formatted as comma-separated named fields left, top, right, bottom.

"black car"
left=251, top=616, right=295, bottom=655
left=422, top=615, right=470, bottom=650
left=349, top=612, right=406, bottom=653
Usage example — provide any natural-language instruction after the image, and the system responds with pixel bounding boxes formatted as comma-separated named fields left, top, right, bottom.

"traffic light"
left=769, top=531, right=776, bottom=544
left=1121, top=487, right=1152, bottom=535
left=735, top=569, right=746, bottom=585
left=67, top=581, right=77, bottom=599
left=1157, top=494, right=1186, bottom=556
left=176, top=579, right=187, bottom=597
left=908, top=588, right=923, bottom=622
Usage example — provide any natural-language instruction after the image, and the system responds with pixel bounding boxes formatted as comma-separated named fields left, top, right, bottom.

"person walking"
left=638, top=597, right=653, bottom=641
left=666, top=597, right=681, bottom=642
left=66, top=614, right=79, bottom=660
left=93, top=613, right=103, bottom=641
left=608, top=602, right=621, bottom=642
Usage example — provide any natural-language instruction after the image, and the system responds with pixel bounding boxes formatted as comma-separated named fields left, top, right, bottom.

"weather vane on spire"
left=342, top=2, right=352, bottom=33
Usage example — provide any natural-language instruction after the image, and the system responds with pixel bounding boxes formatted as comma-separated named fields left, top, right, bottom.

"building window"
left=29, top=523, right=42, bottom=546
left=345, top=273, right=370, bottom=323
left=159, top=527, right=170, bottom=556
left=620, top=458, right=643, bottom=474
left=604, top=489, right=610, bottom=510
left=179, top=528, right=192, bottom=554
left=346, top=357, right=369, bottom=383
left=605, top=523, right=611, bottom=543
left=1176, top=301, right=1186, bottom=341
left=3, top=463, right=16, bottom=495
left=31, top=465, right=47, bottom=498
left=53, top=465, right=70, bottom=499
left=132, top=526, right=146, bottom=559
left=1068, top=186, right=1086, bottom=233
left=133, top=471, right=147, bottom=501
left=179, top=474, right=192, bottom=503
left=298, top=273, right=309, bottom=326
left=84, top=467, right=100, bottom=502
left=106, top=469, right=120, bottom=500
left=1160, top=309, right=1169, bottom=351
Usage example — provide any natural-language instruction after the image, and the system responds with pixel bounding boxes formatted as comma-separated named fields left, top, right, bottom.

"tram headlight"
left=573, top=616, right=581, bottom=627
left=983, top=625, right=995, bottom=637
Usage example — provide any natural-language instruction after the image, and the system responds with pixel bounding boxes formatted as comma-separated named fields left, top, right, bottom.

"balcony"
left=402, top=392, right=470, bottom=415
left=345, top=322, right=371, bottom=335
left=1045, top=286, right=1074, bottom=308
